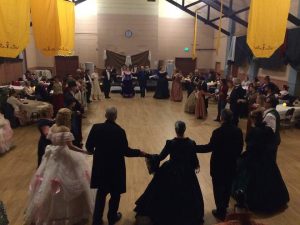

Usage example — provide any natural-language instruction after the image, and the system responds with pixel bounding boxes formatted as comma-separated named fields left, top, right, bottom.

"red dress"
left=171, top=74, right=183, bottom=102
left=195, top=90, right=207, bottom=119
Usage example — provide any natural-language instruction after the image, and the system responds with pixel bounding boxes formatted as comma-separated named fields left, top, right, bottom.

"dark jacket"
left=86, top=120, right=141, bottom=193
left=196, top=123, right=243, bottom=180
left=229, top=85, right=246, bottom=109
left=137, top=70, right=149, bottom=87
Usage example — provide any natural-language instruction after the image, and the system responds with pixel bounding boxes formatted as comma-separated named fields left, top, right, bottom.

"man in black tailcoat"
left=86, top=107, right=147, bottom=225
left=229, top=78, right=246, bottom=126
left=137, top=66, right=149, bottom=98
left=102, top=66, right=112, bottom=99
left=196, top=109, right=243, bottom=221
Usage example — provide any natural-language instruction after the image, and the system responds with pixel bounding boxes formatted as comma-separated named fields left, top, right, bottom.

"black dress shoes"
left=212, top=209, right=226, bottom=221
left=108, top=212, right=122, bottom=225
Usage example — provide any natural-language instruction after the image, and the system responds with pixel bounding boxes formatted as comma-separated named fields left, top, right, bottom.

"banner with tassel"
left=247, top=0, right=290, bottom=58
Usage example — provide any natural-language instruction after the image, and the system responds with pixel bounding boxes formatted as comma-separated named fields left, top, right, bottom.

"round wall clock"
left=125, top=30, right=133, bottom=38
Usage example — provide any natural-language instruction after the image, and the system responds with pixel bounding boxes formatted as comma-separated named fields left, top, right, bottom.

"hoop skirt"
left=195, top=91, right=207, bottom=119
left=170, top=76, right=183, bottom=102
left=122, top=74, right=135, bottom=98
left=184, top=91, right=197, bottom=114
left=154, top=72, right=170, bottom=99
left=0, top=114, right=13, bottom=154
left=135, top=138, right=204, bottom=225
left=232, top=125, right=289, bottom=212
left=25, top=131, right=94, bottom=225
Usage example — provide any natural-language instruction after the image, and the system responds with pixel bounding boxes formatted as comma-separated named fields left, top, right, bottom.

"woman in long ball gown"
left=153, top=67, right=170, bottom=99
left=184, top=89, right=197, bottom=114
left=195, top=83, right=207, bottom=119
left=135, top=121, right=204, bottom=225
left=121, top=67, right=135, bottom=98
left=170, top=70, right=183, bottom=102
left=232, top=110, right=289, bottom=212
left=25, top=108, right=94, bottom=225
left=91, top=69, right=102, bottom=100
left=0, top=113, right=13, bottom=154
left=52, top=76, right=64, bottom=116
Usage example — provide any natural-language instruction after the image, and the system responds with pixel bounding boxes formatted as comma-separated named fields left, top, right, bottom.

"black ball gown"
left=135, top=138, right=204, bottom=225
left=121, top=72, right=135, bottom=98
left=153, top=71, right=170, bottom=99
left=232, top=123, right=289, bottom=212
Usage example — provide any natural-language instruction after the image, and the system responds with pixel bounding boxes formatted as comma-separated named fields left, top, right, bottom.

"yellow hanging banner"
left=57, top=0, right=75, bottom=56
left=31, top=0, right=61, bottom=56
left=192, top=10, right=199, bottom=60
left=31, top=0, right=75, bottom=56
left=247, top=0, right=290, bottom=58
left=0, top=0, right=30, bottom=57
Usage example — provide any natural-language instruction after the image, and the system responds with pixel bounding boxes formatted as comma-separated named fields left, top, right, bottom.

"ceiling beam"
left=201, top=0, right=248, bottom=27
left=210, top=6, right=249, bottom=22
left=288, top=13, right=300, bottom=26
left=185, top=0, right=202, bottom=8
left=165, top=0, right=230, bottom=35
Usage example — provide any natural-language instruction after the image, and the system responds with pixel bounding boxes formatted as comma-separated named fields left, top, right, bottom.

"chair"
left=280, top=108, right=295, bottom=129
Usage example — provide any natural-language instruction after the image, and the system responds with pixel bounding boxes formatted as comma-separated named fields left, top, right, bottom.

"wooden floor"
left=1, top=93, right=300, bottom=225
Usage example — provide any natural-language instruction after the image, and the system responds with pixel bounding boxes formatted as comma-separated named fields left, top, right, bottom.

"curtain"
left=31, top=0, right=75, bottom=56
left=285, top=28, right=300, bottom=72
left=234, top=36, right=253, bottom=66
left=105, top=50, right=126, bottom=69
left=131, top=51, right=150, bottom=66
left=257, top=45, right=286, bottom=70
left=56, top=0, right=75, bottom=56
left=0, top=0, right=30, bottom=58
left=247, top=0, right=290, bottom=58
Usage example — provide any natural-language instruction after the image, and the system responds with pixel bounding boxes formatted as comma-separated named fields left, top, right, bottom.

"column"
left=287, top=1, right=300, bottom=96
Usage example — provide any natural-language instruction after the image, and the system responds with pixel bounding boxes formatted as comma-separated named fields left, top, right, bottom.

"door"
left=175, top=57, right=196, bottom=76
left=55, top=56, right=79, bottom=78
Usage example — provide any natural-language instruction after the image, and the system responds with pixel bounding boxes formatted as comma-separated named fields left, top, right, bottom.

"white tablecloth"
left=20, top=100, right=53, bottom=120
left=0, top=85, right=24, bottom=91
left=276, top=104, right=300, bottom=121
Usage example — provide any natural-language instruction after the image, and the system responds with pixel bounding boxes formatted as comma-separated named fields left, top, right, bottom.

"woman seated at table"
left=23, top=81, right=36, bottom=100
left=154, top=67, right=170, bottom=99
left=0, top=113, right=13, bottom=154
left=6, top=89, right=28, bottom=126
left=233, top=110, right=289, bottom=212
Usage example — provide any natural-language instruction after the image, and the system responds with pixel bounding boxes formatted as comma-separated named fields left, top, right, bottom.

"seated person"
left=278, top=85, right=290, bottom=100
left=35, top=82, right=50, bottom=102
left=23, top=81, right=36, bottom=100
left=6, top=89, right=28, bottom=126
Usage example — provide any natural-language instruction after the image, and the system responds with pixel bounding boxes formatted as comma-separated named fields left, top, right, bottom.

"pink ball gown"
left=0, top=114, right=13, bottom=154
left=24, top=130, right=94, bottom=225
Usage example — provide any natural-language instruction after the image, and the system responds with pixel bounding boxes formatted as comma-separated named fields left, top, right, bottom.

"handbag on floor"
left=0, top=201, right=9, bottom=225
